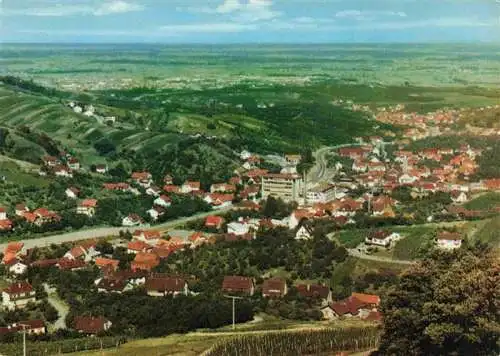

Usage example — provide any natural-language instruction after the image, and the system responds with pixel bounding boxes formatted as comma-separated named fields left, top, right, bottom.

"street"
left=0, top=207, right=232, bottom=252
left=44, top=283, right=69, bottom=331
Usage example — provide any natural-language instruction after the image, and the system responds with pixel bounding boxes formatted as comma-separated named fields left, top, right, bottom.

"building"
left=2, top=282, right=36, bottom=310
left=5, top=259, right=28, bottom=275
left=322, top=293, right=380, bottom=320
left=181, top=181, right=201, bottom=194
left=65, top=187, right=80, bottom=199
left=133, top=230, right=162, bottom=246
left=122, top=214, right=144, bottom=227
left=154, top=195, right=172, bottom=208
left=205, top=215, right=224, bottom=229
left=0, top=320, right=46, bottom=336
left=365, top=231, right=401, bottom=248
left=77, top=199, right=98, bottom=217
left=145, top=276, right=189, bottom=297
left=261, top=173, right=302, bottom=202
left=306, top=184, right=337, bottom=203
left=284, top=154, right=302, bottom=166
left=73, top=316, right=112, bottom=334
left=95, top=164, right=108, bottom=174
left=222, top=276, right=255, bottom=296
left=436, top=232, right=463, bottom=250
left=296, top=284, right=332, bottom=306
left=262, top=278, right=288, bottom=298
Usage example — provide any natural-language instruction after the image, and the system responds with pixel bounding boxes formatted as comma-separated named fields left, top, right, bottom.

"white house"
left=76, top=199, right=98, bottom=217
left=398, top=174, right=418, bottom=185
left=65, top=187, right=80, bottom=199
left=146, top=186, right=162, bottom=197
left=436, top=232, right=463, bottom=250
left=295, top=224, right=314, bottom=240
left=6, top=259, right=28, bottom=275
left=365, top=231, right=401, bottom=248
left=2, top=282, right=36, bottom=310
left=122, top=214, right=143, bottom=227
left=0, top=208, right=7, bottom=220
left=147, top=206, right=165, bottom=221
left=240, top=150, right=252, bottom=160
left=451, top=191, right=468, bottom=204
left=54, top=167, right=73, bottom=178
left=154, top=195, right=172, bottom=208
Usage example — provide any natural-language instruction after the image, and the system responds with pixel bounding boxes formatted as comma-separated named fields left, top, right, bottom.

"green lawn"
left=465, top=193, right=500, bottom=211
left=337, top=229, right=369, bottom=248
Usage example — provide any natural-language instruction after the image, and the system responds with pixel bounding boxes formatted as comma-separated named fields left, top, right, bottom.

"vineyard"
left=0, top=336, right=127, bottom=356
left=202, top=326, right=381, bottom=356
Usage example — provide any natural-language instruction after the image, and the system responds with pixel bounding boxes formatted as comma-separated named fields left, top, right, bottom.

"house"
left=483, top=178, right=500, bottom=192
left=284, top=154, right=302, bottom=166
left=306, top=184, right=338, bottom=203
left=210, top=183, right=236, bottom=193
left=77, top=199, right=98, bottom=217
left=154, top=195, right=172, bottom=208
left=262, top=278, right=287, bottom=298
left=94, top=258, right=119, bottom=271
left=64, top=243, right=99, bottom=262
left=240, top=150, right=252, bottom=160
left=96, top=278, right=130, bottom=294
left=296, top=284, right=332, bottom=305
left=65, top=187, right=80, bottom=199
left=122, top=214, right=144, bottom=227
left=145, top=276, right=189, bottom=297
left=365, top=230, right=401, bottom=248
left=322, top=293, right=380, bottom=320
left=42, top=155, right=59, bottom=167
left=398, top=173, right=418, bottom=185
left=54, top=165, right=73, bottom=178
left=181, top=181, right=201, bottom=194
left=56, top=258, right=87, bottom=271
left=0, top=218, right=13, bottom=232
left=127, top=240, right=151, bottom=254
left=2, top=242, right=24, bottom=264
left=229, top=176, right=242, bottom=186
left=146, top=186, right=162, bottom=197
left=163, top=174, right=174, bottom=185
left=295, top=222, right=314, bottom=240
left=205, top=193, right=233, bottom=208
left=451, top=190, right=468, bottom=204
left=133, top=230, right=162, bottom=245
left=95, top=164, right=108, bottom=174
left=338, top=147, right=368, bottom=160
left=5, top=259, right=28, bottom=275
left=15, top=204, right=29, bottom=217
left=108, top=269, right=147, bottom=286
left=0, top=320, right=46, bottom=336
left=24, top=208, right=61, bottom=226
left=352, top=160, right=368, bottom=172
left=163, top=185, right=181, bottom=194
left=2, top=282, right=36, bottom=310
left=222, top=276, right=255, bottom=296
left=131, top=252, right=159, bottom=271
left=67, top=157, right=80, bottom=170
left=103, top=182, right=130, bottom=191
left=205, top=215, right=224, bottom=229
left=131, top=171, right=153, bottom=188
left=73, top=316, right=112, bottom=335
left=148, top=206, right=166, bottom=221
left=288, top=209, right=315, bottom=229
left=436, top=231, right=463, bottom=250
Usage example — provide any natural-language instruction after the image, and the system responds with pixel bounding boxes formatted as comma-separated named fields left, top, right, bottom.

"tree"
left=373, top=246, right=499, bottom=356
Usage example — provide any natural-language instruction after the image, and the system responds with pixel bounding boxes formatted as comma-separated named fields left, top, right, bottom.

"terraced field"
left=0, top=85, right=187, bottom=166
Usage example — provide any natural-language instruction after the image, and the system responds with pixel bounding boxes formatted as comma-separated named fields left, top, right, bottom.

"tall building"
left=261, top=173, right=302, bottom=202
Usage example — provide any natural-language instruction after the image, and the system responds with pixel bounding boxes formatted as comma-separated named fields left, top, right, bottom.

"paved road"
left=348, top=248, right=416, bottom=265
left=308, top=143, right=359, bottom=185
left=0, top=207, right=232, bottom=252
left=44, top=283, right=69, bottom=330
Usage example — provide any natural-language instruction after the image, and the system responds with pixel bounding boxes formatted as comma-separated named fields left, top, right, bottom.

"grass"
left=336, top=229, right=369, bottom=248
left=465, top=193, right=500, bottom=211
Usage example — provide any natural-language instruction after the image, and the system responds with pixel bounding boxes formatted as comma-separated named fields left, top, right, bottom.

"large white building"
left=306, top=184, right=339, bottom=203
left=2, top=282, right=36, bottom=310
left=261, top=173, right=303, bottom=202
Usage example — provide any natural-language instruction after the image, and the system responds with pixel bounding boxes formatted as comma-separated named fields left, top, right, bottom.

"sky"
left=1, top=0, right=500, bottom=43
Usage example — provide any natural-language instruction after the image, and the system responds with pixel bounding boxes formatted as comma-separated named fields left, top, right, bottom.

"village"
left=1, top=113, right=499, bottom=340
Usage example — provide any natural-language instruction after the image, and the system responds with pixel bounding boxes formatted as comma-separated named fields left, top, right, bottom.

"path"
left=0, top=207, right=232, bottom=252
left=44, top=283, right=69, bottom=330
left=348, top=248, right=416, bottom=265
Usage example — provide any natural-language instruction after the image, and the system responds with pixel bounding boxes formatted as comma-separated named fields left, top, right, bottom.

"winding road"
left=0, top=208, right=232, bottom=253
left=308, top=143, right=360, bottom=185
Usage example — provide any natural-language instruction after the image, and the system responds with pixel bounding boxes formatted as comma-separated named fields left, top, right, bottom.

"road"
left=0, top=207, right=232, bottom=253
left=308, top=143, right=359, bottom=186
left=347, top=248, right=416, bottom=265
left=44, top=283, right=69, bottom=330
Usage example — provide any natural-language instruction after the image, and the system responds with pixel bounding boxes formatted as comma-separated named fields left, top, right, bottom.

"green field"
left=465, top=193, right=500, bottom=211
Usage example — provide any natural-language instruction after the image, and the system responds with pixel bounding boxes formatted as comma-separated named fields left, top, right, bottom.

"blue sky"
left=2, top=0, right=499, bottom=43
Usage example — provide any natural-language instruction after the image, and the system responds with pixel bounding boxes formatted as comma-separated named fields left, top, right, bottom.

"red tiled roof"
left=145, top=276, right=186, bottom=293
left=437, top=231, right=462, bottom=241
left=131, top=171, right=151, bottom=180
left=127, top=240, right=151, bottom=252
left=163, top=185, right=180, bottom=193
left=134, top=230, right=161, bottom=240
left=80, top=199, right=98, bottom=208
left=205, top=215, right=224, bottom=227
left=74, top=316, right=109, bottom=334
left=222, top=276, right=254, bottom=294
left=57, top=258, right=86, bottom=270
left=3, top=281, right=33, bottom=295
left=30, top=259, right=59, bottom=268
left=262, top=278, right=287, bottom=297
left=183, top=181, right=200, bottom=189
left=95, top=258, right=119, bottom=270
left=351, top=293, right=380, bottom=305
left=296, top=284, right=330, bottom=299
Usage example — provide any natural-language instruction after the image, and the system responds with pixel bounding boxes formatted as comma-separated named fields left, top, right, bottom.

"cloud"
left=180, top=0, right=281, bottom=22
left=335, top=10, right=407, bottom=20
left=1, top=0, right=144, bottom=17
